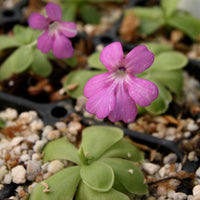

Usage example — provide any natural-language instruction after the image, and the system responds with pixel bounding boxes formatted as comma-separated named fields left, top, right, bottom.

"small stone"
left=142, top=162, right=160, bottom=175
left=30, top=119, right=44, bottom=132
left=193, top=185, right=200, bottom=196
left=26, top=160, right=41, bottom=181
left=168, top=191, right=187, bottom=200
left=159, top=164, right=170, bottom=178
left=188, top=151, right=199, bottom=162
left=3, top=174, right=12, bottom=184
left=33, top=140, right=47, bottom=152
left=20, top=154, right=30, bottom=162
left=184, top=131, right=191, bottom=138
left=42, top=125, right=53, bottom=139
left=26, top=134, right=39, bottom=143
left=47, top=130, right=60, bottom=140
left=68, top=121, right=82, bottom=135
left=47, top=160, right=64, bottom=174
left=196, top=167, right=200, bottom=178
left=55, top=122, right=67, bottom=130
left=187, top=123, right=199, bottom=132
left=32, top=153, right=43, bottom=161
left=11, top=137, right=24, bottom=147
left=19, top=111, right=38, bottom=124
left=11, top=165, right=26, bottom=184
left=163, top=153, right=177, bottom=164
left=0, top=166, right=8, bottom=180
left=0, top=108, right=18, bottom=121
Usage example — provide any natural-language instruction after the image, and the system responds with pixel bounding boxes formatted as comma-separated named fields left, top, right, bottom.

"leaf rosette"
left=29, top=125, right=147, bottom=200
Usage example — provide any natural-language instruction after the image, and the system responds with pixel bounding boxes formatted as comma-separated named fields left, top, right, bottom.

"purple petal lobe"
left=37, top=31, right=52, bottom=53
left=124, top=45, right=154, bottom=75
left=46, top=2, right=62, bottom=21
left=28, top=13, right=48, bottom=30
left=60, top=22, right=77, bottom=38
left=108, top=84, right=137, bottom=123
left=126, top=75, right=159, bottom=107
left=85, top=85, right=116, bottom=119
left=100, top=42, right=124, bottom=72
left=84, top=72, right=113, bottom=98
left=52, top=34, right=74, bottom=59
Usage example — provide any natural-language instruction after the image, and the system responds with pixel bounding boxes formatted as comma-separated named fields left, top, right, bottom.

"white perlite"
left=142, top=162, right=160, bottom=175
left=47, top=160, right=64, bottom=174
left=11, top=165, right=26, bottom=184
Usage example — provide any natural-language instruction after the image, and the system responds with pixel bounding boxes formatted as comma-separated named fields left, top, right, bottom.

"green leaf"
left=63, top=55, right=78, bottom=67
left=102, top=158, right=148, bottom=195
left=128, top=7, right=163, bottom=20
left=101, top=138, right=144, bottom=162
left=0, top=46, right=33, bottom=80
left=0, top=36, right=21, bottom=51
left=168, top=12, right=200, bottom=41
left=43, top=137, right=80, bottom=164
left=32, top=49, right=52, bottom=77
left=80, top=4, right=101, bottom=24
left=161, top=0, right=179, bottom=18
left=30, top=166, right=81, bottom=200
left=0, top=118, right=6, bottom=129
left=152, top=70, right=183, bottom=95
left=88, top=51, right=105, bottom=70
left=64, top=69, right=105, bottom=99
left=139, top=19, right=163, bottom=35
left=80, top=161, right=114, bottom=192
left=12, top=47, right=33, bottom=73
left=149, top=51, right=188, bottom=71
left=62, top=3, right=77, bottom=22
left=14, top=25, right=35, bottom=44
left=128, top=7, right=164, bottom=35
left=141, top=42, right=173, bottom=55
left=80, top=126, right=123, bottom=161
left=76, top=181, right=129, bottom=200
left=145, top=81, right=172, bottom=115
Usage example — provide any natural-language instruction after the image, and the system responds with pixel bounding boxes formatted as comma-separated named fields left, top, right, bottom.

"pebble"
left=3, top=174, right=12, bottom=184
left=33, top=140, right=47, bottom=152
left=20, top=154, right=30, bottom=162
left=188, top=151, right=199, bottom=162
left=196, top=167, right=200, bottom=178
left=26, top=161, right=41, bottom=181
left=168, top=190, right=187, bottom=200
left=0, top=166, right=7, bottom=180
left=47, top=130, right=60, bottom=140
left=26, top=134, right=40, bottom=143
left=42, top=125, right=53, bottom=139
left=163, top=153, right=177, bottom=164
left=187, top=123, right=199, bottom=132
left=142, top=162, right=160, bottom=175
left=0, top=108, right=18, bottom=121
left=11, top=165, right=26, bottom=184
left=30, top=119, right=44, bottom=132
left=11, top=137, right=24, bottom=147
left=47, top=160, right=64, bottom=174
left=18, top=111, right=38, bottom=124
left=68, top=121, right=82, bottom=135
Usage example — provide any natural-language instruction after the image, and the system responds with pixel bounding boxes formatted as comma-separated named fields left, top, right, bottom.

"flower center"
left=49, top=21, right=60, bottom=33
left=118, top=66, right=126, bottom=72
left=117, top=66, right=126, bottom=76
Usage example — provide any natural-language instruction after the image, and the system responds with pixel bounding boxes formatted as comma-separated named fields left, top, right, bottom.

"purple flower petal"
left=124, top=45, right=154, bottom=75
left=37, top=31, right=53, bottom=53
left=60, top=22, right=77, bottom=38
left=46, top=2, right=62, bottom=21
left=84, top=72, right=114, bottom=98
left=126, top=75, right=159, bottom=107
left=28, top=13, right=48, bottom=30
left=100, top=42, right=124, bottom=72
left=85, top=85, right=116, bottom=119
left=108, top=84, right=137, bottom=123
left=52, top=34, right=74, bottom=59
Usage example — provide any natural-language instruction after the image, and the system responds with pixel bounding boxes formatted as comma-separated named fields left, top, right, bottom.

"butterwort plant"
left=0, top=2, right=77, bottom=80
left=28, top=2, right=77, bottom=59
left=84, top=42, right=159, bottom=123
left=29, top=126, right=147, bottom=200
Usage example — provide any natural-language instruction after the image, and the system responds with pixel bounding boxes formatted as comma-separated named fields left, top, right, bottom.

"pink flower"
left=84, top=42, right=159, bottom=123
left=28, top=2, right=77, bottom=59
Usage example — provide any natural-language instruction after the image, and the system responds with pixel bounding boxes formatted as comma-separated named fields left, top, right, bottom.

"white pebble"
left=0, top=108, right=18, bottom=121
left=168, top=191, right=187, bottom=200
left=47, top=130, right=60, bottom=140
left=0, top=166, right=8, bottom=180
left=163, top=153, right=177, bottom=164
left=26, top=160, right=41, bottom=181
left=20, top=154, right=30, bottom=162
left=11, top=165, right=26, bottom=184
left=11, top=137, right=24, bottom=147
left=55, top=122, right=67, bottom=130
left=26, top=134, right=40, bottom=143
left=196, top=167, right=200, bottom=178
left=30, top=119, right=44, bottom=132
left=47, top=160, right=64, bottom=174
left=19, top=111, right=38, bottom=124
left=193, top=185, right=200, bottom=196
left=4, top=174, right=12, bottom=184
left=142, top=162, right=160, bottom=175
left=68, top=121, right=82, bottom=135
left=187, top=123, right=199, bottom=132
left=42, top=125, right=53, bottom=139
left=33, top=140, right=47, bottom=152
left=32, top=153, right=43, bottom=161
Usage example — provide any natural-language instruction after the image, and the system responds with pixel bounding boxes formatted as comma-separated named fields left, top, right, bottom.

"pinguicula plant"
left=0, top=2, right=77, bottom=80
left=29, top=126, right=147, bottom=200
left=126, top=0, right=200, bottom=41
left=60, top=0, right=123, bottom=24
left=64, top=42, right=188, bottom=116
